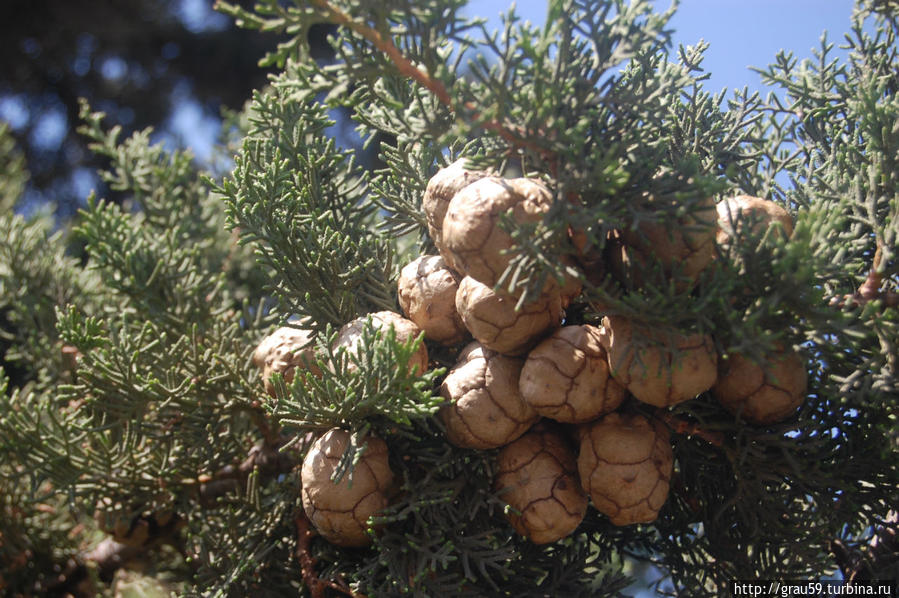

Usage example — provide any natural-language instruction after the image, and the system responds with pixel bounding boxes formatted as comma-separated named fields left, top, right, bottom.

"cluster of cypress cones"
left=250, top=159, right=808, bottom=547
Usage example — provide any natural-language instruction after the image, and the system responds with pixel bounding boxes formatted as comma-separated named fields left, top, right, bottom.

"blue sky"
left=464, top=0, right=859, bottom=94
left=0, top=0, right=863, bottom=187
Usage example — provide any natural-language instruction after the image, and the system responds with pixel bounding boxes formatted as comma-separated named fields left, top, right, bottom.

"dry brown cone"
left=519, top=325, right=627, bottom=423
left=613, top=195, right=717, bottom=289
left=712, top=347, right=808, bottom=424
left=455, top=276, right=563, bottom=356
left=577, top=412, right=673, bottom=526
left=442, top=177, right=553, bottom=288
left=599, top=315, right=717, bottom=408
left=301, top=429, right=395, bottom=547
left=253, top=326, right=319, bottom=396
left=494, top=425, right=588, bottom=544
left=422, top=158, right=494, bottom=260
left=397, top=255, right=468, bottom=346
left=716, top=194, right=794, bottom=249
left=439, top=342, right=539, bottom=449
left=333, top=311, right=428, bottom=376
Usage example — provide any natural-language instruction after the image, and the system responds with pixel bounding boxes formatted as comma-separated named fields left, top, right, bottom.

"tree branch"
left=829, top=510, right=899, bottom=582
left=76, top=437, right=301, bottom=586
left=655, top=409, right=725, bottom=447
left=294, top=510, right=367, bottom=598
left=196, top=436, right=300, bottom=506
left=307, top=0, right=553, bottom=162
left=831, top=242, right=899, bottom=309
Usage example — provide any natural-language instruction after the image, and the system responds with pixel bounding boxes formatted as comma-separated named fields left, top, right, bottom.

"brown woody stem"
left=294, top=511, right=366, bottom=598
left=308, top=0, right=450, bottom=104
left=832, top=242, right=899, bottom=309
left=308, top=0, right=552, bottom=162
left=197, top=437, right=298, bottom=505
left=656, top=409, right=724, bottom=447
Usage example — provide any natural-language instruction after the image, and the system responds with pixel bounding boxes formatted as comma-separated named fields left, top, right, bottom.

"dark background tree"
left=0, top=0, right=334, bottom=218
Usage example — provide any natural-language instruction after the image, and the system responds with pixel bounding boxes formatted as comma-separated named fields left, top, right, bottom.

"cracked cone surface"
left=599, top=316, right=716, bottom=407
left=252, top=326, right=319, bottom=396
left=439, top=342, right=538, bottom=449
left=422, top=158, right=493, bottom=262
left=442, top=177, right=553, bottom=288
left=519, top=325, right=626, bottom=423
left=397, top=255, right=468, bottom=346
left=494, top=426, right=587, bottom=544
left=712, top=348, right=808, bottom=424
left=301, top=429, right=394, bottom=547
left=716, top=194, right=794, bottom=248
left=616, top=195, right=716, bottom=289
left=455, top=276, right=563, bottom=356
left=334, top=311, right=428, bottom=376
left=577, top=412, right=673, bottom=525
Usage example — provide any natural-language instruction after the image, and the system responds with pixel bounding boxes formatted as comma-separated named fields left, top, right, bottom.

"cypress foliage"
left=0, top=1, right=896, bottom=596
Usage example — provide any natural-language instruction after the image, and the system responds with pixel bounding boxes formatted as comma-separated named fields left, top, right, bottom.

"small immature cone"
left=301, top=429, right=394, bottom=547
left=422, top=158, right=493, bottom=258
left=577, top=412, right=673, bottom=525
left=599, top=316, right=717, bottom=408
left=333, top=311, right=428, bottom=376
left=494, top=426, right=588, bottom=544
left=439, top=342, right=539, bottom=449
left=442, top=177, right=553, bottom=288
left=455, top=276, right=563, bottom=356
left=716, top=194, right=794, bottom=248
left=712, top=348, right=808, bottom=424
left=397, top=255, right=468, bottom=346
left=253, top=326, right=319, bottom=396
left=519, top=325, right=627, bottom=423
